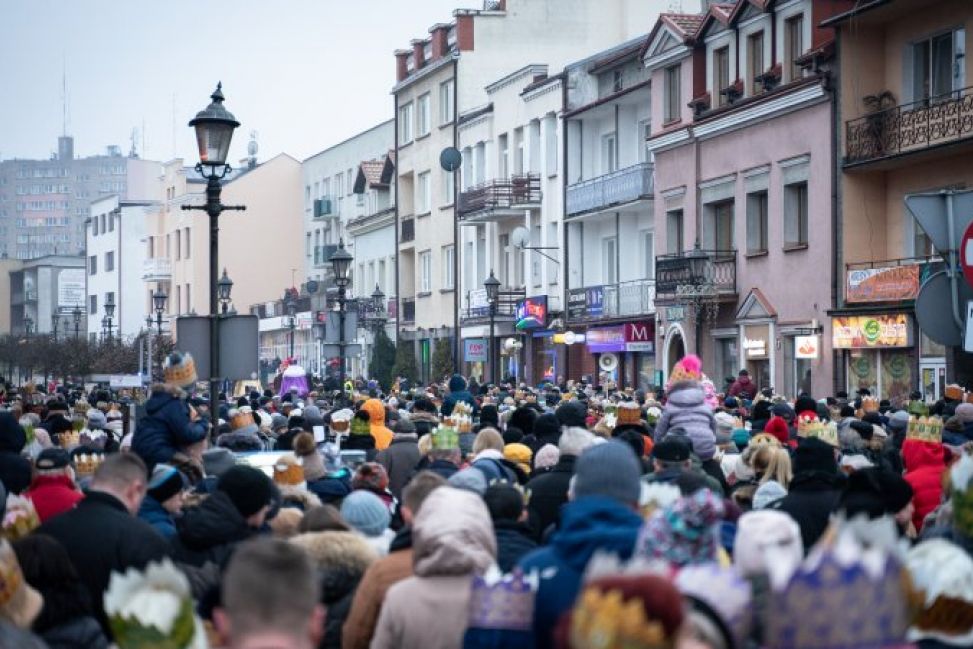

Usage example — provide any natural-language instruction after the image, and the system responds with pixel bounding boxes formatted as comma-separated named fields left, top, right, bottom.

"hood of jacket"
left=551, top=496, right=644, bottom=572
left=903, top=439, right=945, bottom=473
left=412, top=486, right=495, bottom=577
left=176, top=491, right=252, bottom=550
left=145, top=389, right=181, bottom=416
left=290, top=530, right=377, bottom=602
left=0, top=413, right=25, bottom=453
left=448, top=374, right=467, bottom=393
left=362, top=399, right=388, bottom=426
left=666, top=385, right=706, bottom=409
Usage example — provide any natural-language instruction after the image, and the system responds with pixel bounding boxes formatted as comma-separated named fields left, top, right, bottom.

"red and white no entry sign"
left=961, top=220, right=973, bottom=289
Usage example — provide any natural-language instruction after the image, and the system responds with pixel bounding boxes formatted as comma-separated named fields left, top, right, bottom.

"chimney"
left=456, top=13, right=475, bottom=51
left=429, top=23, right=450, bottom=60
left=395, top=49, right=411, bottom=82
left=411, top=39, right=426, bottom=70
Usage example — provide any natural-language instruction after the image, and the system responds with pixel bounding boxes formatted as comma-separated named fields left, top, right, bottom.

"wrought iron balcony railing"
left=458, top=174, right=541, bottom=219
left=845, top=87, right=973, bottom=165
left=460, top=287, right=525, bottom=322
left=566, top=162, right=654, bottom=216
left=654, top=249, right=737, bottom=304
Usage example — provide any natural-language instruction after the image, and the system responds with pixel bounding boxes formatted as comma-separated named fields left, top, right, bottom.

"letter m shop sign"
left=624, top=321, right=655, bottom=353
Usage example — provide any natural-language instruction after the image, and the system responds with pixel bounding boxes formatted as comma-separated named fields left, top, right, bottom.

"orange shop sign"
left=846, top=265, right=921, bottom=303
left=832, top=314, right=909, bottom=349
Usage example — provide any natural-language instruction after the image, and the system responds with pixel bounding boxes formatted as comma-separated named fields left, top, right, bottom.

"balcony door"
left=602, top=237, right=618, bottom=286
left=602, top=133, right=617, bottom=174
left=912, top=30, right=965, bottom=103
left=703, top=200, right=735, bottom=254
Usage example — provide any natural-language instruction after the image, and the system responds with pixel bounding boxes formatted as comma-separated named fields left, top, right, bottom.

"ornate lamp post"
left=152, top=288, right=167, bottom=337
left=484, top=270, right=501, bottom=385
left=103, top=294, right=116, bottom=342
left=284, top=288, right=297, bottom=360
left=217, top=269, right=234, bottom=315
left=328, top=240, right=353, bottom=389
left=72, top=305, right=82, bottom=339
left=24, top=316, right=33, bottom=337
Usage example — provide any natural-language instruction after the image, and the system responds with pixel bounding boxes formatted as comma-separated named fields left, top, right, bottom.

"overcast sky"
left=0, top=0, right=463, bottom=164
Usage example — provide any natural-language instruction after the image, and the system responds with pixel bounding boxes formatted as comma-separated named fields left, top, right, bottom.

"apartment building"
left=9, top=255, right=85, bottom=336
left=394, top=0, right=667, bottom=383
left=827, top=0, right=973, bottom=401
left=646, top=0, right=851, bottom=398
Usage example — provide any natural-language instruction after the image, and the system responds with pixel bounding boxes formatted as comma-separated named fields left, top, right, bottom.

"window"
left=105, top=251, right=115, bottom=272
left=641, top=231, right=654, bottom=279
left=664, top=65, right=681, bottom=123
left=714, top=46, right=730, bottom=106
left=443, top=245, right=455, bottom=289
left=602, top=133, right=617, bottom=174
left=416, top=171, right=431, bottom=214
left=602, top=237, right=618, bottom=285
left=612, top=69, right=624, bottom=93
left=88, top=254, right=97, bottom=275
left=666, top=209, right=684, bottom=253
left=784, top=182, right=809, bottom=248
left=417, top=93, right=431, bottom=136
left=443, top=170, right=454, bottom=204
left=544, top=115, right=558, bottom=176
left=347, top=169, right=354, bottom=195
left=100, top=213, right=106, bottom=232
left=175, top=230, right=181, bottom=260
left=185, top=284, right=191, bottom=312
left=184, top=227, right=190, bottom=258
left=748, top=31, right=765, bottom=95
left=419, top=250, right=432, bottom=293
left=639, top=120, right=652, bottom=163
left=398, top=102, right=414, bottom=144
left=440, top=79, right=455, bottom=124
left=105, top=292, right=115, bottom=316
left=784, top=14, right=804, bottom=82
left=746, top=191, right=769, bottom=254
left=306, top=233, right=312, bottom=257
left=176, top=285, right=181, bottom=314
left=92, top=217, right=98, bottom=236
left=913, top=31, right=960, bottom=103
left=498, top=134, right=509, bottom=178
left=703, top=200, right=735, bottom=251
left=378, top=259, right=387, bottom=293
left=89, top=294, right=97, bottom=315
left=108, top=213, right=115, bottom=232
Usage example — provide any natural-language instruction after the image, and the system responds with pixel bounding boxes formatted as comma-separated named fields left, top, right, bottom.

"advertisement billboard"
left=832, top=314, right=909, bottom=349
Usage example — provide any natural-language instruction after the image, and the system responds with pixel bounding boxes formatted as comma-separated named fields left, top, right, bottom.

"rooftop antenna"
left=171, top=93, right=177, bottom=159
left=61, top=53, right=68, bottom=136
left=129, top=127, right=139, bottom=158
left=247, top=130, right=258, bottom=169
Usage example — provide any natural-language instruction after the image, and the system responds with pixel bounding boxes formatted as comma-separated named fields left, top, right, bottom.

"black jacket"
left=525, top=455, right=575, bottom=541
left=767, top=471, right=844, bottom=552
left=493, top=520, right=538, bottom=572
left=41, top=616, right=110, bottom=649
left=171, top=491, right=260, bottom=568
left=375, top=435, right=421, bottom=500
left=0, top=412, right=29, bottom=494
left=37, top=491, right=171, bottom=636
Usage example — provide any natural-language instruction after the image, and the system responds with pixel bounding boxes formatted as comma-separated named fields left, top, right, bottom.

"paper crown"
left=58, top=429, right=80, bottom=449
left=467, top=570, right=535, bottom=632
left=273, top=456, right=305, bottom=486
left=945, top=384, right=965, bottom=401
left=796, top=414, right=839, bottom=448
left=675, top=564, right=752, bottom=649
left=616, top=401, right=642, bottom=426
left=431, top=425, right=459, bottom=451
left=908, top=399, right=930, bottom=417
left=73, top=453, right=105, bottom=477
left=229, top=411, right=259, bottom=436
left=907, top=416, right=943, bottom=443
left=163, top=352, right=198, bottom=388
left=570, top=586, right=671, bottom=649
left=451, top=401, right=472, bottom=417
left=861, top=396, right=880, bottom=413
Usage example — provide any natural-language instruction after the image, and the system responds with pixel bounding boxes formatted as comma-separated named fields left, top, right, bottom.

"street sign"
left=961, top=220, right=973, bottom=289
left=966, top=301, right=973, bottom=353
left=905, top=190, right=973, bottom=252
left=915, top=271, right=973, bottom=347
left=175, top=315, right=259, bottom=381
left=324, top=311, right=358, bottom=343
left=321, top=344, right=363, bottom=358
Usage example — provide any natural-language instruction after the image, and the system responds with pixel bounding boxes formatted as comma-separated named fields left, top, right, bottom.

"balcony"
left=401, top=298, right=415, bottom=324
left=458, top=174, right=541, bottom=223
left=312, top=197, right=336, bottom=219
left=566, top=162, right=654, bottom=217
left=567, top=279, right=656, bottom=323
left=654, top=249, right=737, bottom=305
left=460, top=287, right=526, bottom=324
left=24, top=290, right=37, bottom=302
left=845, top=256, right=942, bottom=304
left=845, top=87, right=973, bottom=167
left=141, top=258, right=172, bottom=281
left=400, top=217, right=415, bottom=244
left=313, top=244, right=339, bottom=268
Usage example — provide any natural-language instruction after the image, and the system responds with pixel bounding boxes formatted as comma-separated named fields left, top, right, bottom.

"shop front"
left=833, top=313, right=914, bottom=402
left=463, top=338, right=487, bottom=383
left=583, top=321, right=656, bottom=390
left=516, top=296, right=558, bottom=385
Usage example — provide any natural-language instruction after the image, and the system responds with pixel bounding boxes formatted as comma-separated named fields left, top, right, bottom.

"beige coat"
left=369, top=487, right=496, bottom=649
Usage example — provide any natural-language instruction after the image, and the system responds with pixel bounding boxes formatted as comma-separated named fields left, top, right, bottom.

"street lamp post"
left=328, top=240, right=353, bottom=389
left=284, top=289, right=297, bottom=360
left=484, top=270, right=501, bottom=385
left=153, top=288, right=167, bottom=337
left=104, top=294, right=116, bottom=342
left=182, top=83, right=244, bottom=404
left=217, top=269, right=234, bottom=315
left=72, top=305, right=82, bottom=339
left=51, top=313, right=59, bottom=342
left=24, top=316, right=33, bottom=338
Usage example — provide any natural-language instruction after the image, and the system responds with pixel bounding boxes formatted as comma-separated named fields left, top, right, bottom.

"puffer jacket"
left=25, top=474, right=83, bottom=523
left=654, top=382, right=717, bottom=460
left=903, top=439, right=946, bottom=533
left=137, top=494, right=178, bottom=539
left=370, top=487, right=496, bottom=649
left=728, top=375, right=756, bottom=399
left=375, top=434, right=421, bottom=500
left=440, top=374, right=479, bottom=418
left=361, top=400, right=393, bottom=451
left=133, top=385, right=207, bottom=469
left=171, top=491, right=260, bottom=568
left=290, top=531, right=378, bottom=649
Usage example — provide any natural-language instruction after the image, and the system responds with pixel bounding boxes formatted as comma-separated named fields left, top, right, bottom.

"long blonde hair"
left=752, top=446, right=792, bottom=488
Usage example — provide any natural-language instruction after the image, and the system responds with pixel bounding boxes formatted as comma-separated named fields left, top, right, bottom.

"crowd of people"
left=0, top=350, right=970, bottom=648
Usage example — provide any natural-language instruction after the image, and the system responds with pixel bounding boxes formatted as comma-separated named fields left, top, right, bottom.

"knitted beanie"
left=147, top=464, right=186, bottom=503
left=340, top=490, right=390, bottom=537
left=534, top=443, right=560, bottom=469
left=573, top=441, right=641, bottom=505
left=202, top=448, right=236, bottom=479
left=218, top=466, right=275, bottom=518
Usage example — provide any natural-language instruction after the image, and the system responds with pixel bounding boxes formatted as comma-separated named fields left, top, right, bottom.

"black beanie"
left=533, top=413, right=561, bottom=442
left=555, top=401, right=588, bottom=428
left=850, top=420, right=874, bottom=441
left=751, top=400, right=772, bottom=422
left=840, top=468, right=913, bottom=519
left=793, top=437, right=838, bottom=475
left=218, top=466, right=274, bottom=518
left=794, top=395, right=817, bottom=415
left=148, top=466, right=186, bottom=503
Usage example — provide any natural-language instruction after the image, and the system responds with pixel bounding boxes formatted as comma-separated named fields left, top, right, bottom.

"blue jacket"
left=441, top=374, right=479, bottom=417
left=137, top=495, right=177, bottom=540
left=133, top=387, right=208, bottom=469
left=516, top=496, right=643, bottom=649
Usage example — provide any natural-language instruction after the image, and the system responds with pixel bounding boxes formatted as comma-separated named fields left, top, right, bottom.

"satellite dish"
left=599, top=353, right=619, bottom=372
left=306, top=280, right=320, bottom=294
left=439, top=147, right=462, bottom=172
left=510, top=226, right=531, bottom=250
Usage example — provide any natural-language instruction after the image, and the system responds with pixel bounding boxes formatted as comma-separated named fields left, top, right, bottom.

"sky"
left=0, top=0, right=463, bottom=164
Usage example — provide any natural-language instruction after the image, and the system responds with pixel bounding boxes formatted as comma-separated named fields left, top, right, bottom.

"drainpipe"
left=452, top=54, right=461, bottom=374
left=562, top=79, right=571, bottom=381
left=831, top=32, right=843, bottom=396
left=393, top=91, right=400, bottom=349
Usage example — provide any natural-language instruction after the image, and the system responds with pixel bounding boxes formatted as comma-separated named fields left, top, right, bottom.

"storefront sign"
left=567, top=289, right=587, bottom=319
left=567, top=286, right=604, bottom=318
left=464, top=338, right=487, bottom=362
left=515, top=296, right=547, bottom=330
left=624, top=321, right=655, bottom=353
left=795, top=335, right=820, bottom=359
left=846, top=265, right=921, bottom=303
left=468, top=289, right=489, bottom=316
left=666, top=306, right=686, bottom=322
left=586, top=325, right=625, bottom=353
left=743, top=324, right=770, bottom=359
left=553, top=331, right=586, bottom=345
left=832, top=314, right=909, bottom=348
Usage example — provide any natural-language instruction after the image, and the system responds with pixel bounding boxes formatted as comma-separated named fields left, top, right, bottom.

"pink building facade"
left=645, top=1, right=851, bottom=398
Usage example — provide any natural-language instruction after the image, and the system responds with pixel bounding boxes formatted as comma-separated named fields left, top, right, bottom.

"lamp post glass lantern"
left=72, top=305, right=82, bottom=339
left=328, top=240, right=354, bottom=387
left=484, top=270, right=501, bottom=384
left=218, top=269, right=233, bottom=314
left=153, top=288, right=167, bottom=336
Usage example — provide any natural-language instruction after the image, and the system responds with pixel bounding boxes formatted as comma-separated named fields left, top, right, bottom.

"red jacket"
left=25, top=474, right=83, bottom=523
left=728, top=376, right=756, bottom=399
left=902, top=439, right=945, bottom=532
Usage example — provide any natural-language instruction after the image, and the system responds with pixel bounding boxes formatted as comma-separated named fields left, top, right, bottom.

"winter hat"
left=35, top=448, right=70, bottom=472
left=147, top=464, right=186, bottom=503
left=714, top=411, right=736, bottom=434
left=555, top=401, right=587, bottom=428
left=668, top=354, right=702, bottom=384
left=771, top=402, right=795, bottom=421
left=955, top=403, right=973, bottom=424
left=0, top=538, right=42, bottom=630
left=229, top=410, right=260, bottom=437
left=352, top=462, right=389, bottom=493
left=839, top=468, right=913, bottom=519
left=750, top=400, right=772, bottom=423
left=502, top=427, right=524, bottom=445
left=202, top=448, right=236, bottom=478
left=793, top=437, right=838, bottom=475
left=163, top=351, right=197, bottom=388
left=532, top=413, right=561, bottom=441
left=392, top=418, right=416, bottom=435
left=503, top=443, right=532, bottom=476
left=573, top=441, right=642, bottom=506
left=269, top=413, right=288, bottom=431
left=905, top=538, right=973, bottom=646
left=652, top=437, right=691, bottom=463
left=635, top=489, right=725, bottom=566
left=448, top=468, right=489, bottom=495
left=733, top=510, right=803, bottom=587
left=675, top=564, right=753, bottom=649
left=85, top=408, right=107, bottom=430
left=340, top=490, right=390, bottom=537
left=794, top=395, right=817, bottom=416
left=534, top=443, right=560, bottom=469
left=753, top=480, right=787, bottom=510
left=218, top=465, right=275, bottom=518
left=731, top=428, right=750, bottom=449
left=888, top=410, right=911, bottom=433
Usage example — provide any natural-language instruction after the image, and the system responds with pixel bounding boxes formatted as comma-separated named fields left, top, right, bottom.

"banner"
left=464, top=338, right=487, bottom=362
left=832, top=314, right=909, bottom=349
left=586, top=326, right=625, bottom=353
left=846, top=265, right=921, bottom=303
left=567, top=286, right=604, bottom=319
left=515, top=296, right=547, bottom=330
left=57, top=268, right=85, bottom=307
left=795, top=335, right=820, bottom=359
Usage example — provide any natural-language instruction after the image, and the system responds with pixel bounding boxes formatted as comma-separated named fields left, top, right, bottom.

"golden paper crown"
left=946, top=384, right=965, bottom=401
left=230, top=411, right=256, bottom=431
left=451, top=401, right=472, bottom=417
left=616, top=401, right=642, bottom=426
left=74, top=453, right=104, bottom=477
left=797, top=414, right=839, bottom=447
left=570, top=587, right=672, bottom=649
left=907, top=416, right=943, bottom=443
left=861, top=397, right=880, bottom=413
left=273, top=456, right=305, bottom=486
left=59, top=430, right=80, bottom=449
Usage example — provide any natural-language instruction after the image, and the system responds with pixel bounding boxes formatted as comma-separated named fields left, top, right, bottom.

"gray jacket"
left=655, top=383, right=717, bottom=460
